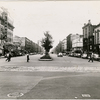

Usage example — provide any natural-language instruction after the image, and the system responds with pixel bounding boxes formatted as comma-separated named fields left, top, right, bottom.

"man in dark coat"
left=5, top=53, right=9, bottom=61
left=5, top=52, right=11, bottom=62
left=88, top=52, right=94, bottom=62
left=8, top=52, right=12, bottom=62
left=27, top=53, right=30, bottom=62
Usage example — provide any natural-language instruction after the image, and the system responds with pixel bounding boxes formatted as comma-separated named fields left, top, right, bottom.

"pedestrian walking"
left=27, top=53, right=30, bottom=62
left=5, top=53, right=9, bottom=62
left=88, top=52, right=94, bottom=62
left=8, top=52, right=12, bottom=62
left=6, top=52, right=11, bottom=62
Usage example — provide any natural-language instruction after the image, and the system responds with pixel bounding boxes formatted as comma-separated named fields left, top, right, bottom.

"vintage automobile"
left=81, top=53, right=88, bottom=59
left=68, top=52, right=74, bottom=57
left=73, top=50, right=82, bottom=57
left=63, top=53, right=67, bottom=56
left=57, top=52, right=63, bottom=57
left=93, top=53, right=100, bottom=61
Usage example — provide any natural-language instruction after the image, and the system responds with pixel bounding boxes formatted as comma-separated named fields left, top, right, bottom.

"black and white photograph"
left=0, top=0, right=100, bottom=99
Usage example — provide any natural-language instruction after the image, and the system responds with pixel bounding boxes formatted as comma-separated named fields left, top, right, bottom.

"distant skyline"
left=0, top=1, right=100, bottom=48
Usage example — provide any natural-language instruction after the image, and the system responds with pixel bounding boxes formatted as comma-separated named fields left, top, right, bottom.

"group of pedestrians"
left=4, top=52, right=94, bottom=63
left=5, top=52, right=30, bottom=62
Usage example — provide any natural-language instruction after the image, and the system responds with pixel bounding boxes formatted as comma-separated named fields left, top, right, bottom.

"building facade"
left=13, top=35, right=22, bottom=46
left=67, top=34, right=72, bottom=52
left=94, top=23, right=100, bottom=55
left=82, top=20, right=96, bottom=53
left=20, top=37, right=31, bottom=53
left=0, top=7, right=14, bottom=55
left=20, top=37, right=42, bottom=53
left=13, top=35, right=22, bottom=51
left=67, top=34, right=81, bottom=52
left=62, top=38, right=67, bottom=53
left=72, top=35, right=83, bottom=51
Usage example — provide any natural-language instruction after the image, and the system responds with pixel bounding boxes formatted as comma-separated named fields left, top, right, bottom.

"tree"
left=41, top=31, right=53, bottom=55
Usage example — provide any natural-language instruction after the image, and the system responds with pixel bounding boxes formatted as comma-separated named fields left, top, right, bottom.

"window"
left=97, top=32, right=99, bottom=43
left=89, top=32, right=90, bottom=36
left=94, top=32, right=96, bottom=44
left=89, top=26, right=90, bottom=31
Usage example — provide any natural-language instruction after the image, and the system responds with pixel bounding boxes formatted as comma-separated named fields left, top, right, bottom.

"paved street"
left=0, top=54, right=100, bottom=71
left=0, top=54, right=100, bottom=99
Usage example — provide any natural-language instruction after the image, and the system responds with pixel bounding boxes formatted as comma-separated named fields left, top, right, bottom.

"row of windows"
left=83, top=25, right=93, bottom=38
left=0, top=20, right=13, bottom=31
left=94, top=32, right=100, bottom=44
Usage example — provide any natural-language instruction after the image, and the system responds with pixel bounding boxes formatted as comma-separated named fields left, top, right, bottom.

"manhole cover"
left=7, top=92, right=24, bottom=97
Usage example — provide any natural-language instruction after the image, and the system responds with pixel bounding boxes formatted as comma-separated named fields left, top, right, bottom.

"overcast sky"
left=0, top=1, right=100, bottom=48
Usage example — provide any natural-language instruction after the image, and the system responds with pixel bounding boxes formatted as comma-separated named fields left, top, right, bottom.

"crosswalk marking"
left=82, top=94, right=91, bottom=97
left=0, top=66, right=100, bottom=72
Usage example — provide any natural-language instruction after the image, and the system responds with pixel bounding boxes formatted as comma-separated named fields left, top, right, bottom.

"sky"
left=0, top=1, right=100, bottom=49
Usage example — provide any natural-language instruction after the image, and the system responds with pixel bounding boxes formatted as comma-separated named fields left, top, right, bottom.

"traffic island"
left=39, top=54, right=53, bottom=61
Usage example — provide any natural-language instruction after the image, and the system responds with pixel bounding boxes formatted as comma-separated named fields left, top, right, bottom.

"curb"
left=38, top=59, right=53, bottom=61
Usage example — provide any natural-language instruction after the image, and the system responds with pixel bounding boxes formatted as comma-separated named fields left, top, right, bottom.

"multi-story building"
left=71, top=34, right=80, bottom=41
left=67, top=34, right=80, bottom=52
left=62, top=38, right=67, bottom=53
left=13, top=35, right=22, bottom=50
left=54, top=41, right=63, bottom=54
left=0, top=7, right=14, bottom=55
left=94, top=23, right=100, bottom=55
left=13, top=36, right=43, bottom=54
left=20, top=37, right=32, bottom=53
left=82, top=20, right=96, bottom=53
left=72, top=35, right=83, bottom=51
left=37, top=40, right=44, bottom=53
left=20, top=37, right=42, bottom=53
left=67, top=34, right=72, bottom=52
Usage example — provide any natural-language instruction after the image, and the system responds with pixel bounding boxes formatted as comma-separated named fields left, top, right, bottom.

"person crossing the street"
left=27, top=53, right=30, bottom=62
left=88, top=52, right=94, bottom=62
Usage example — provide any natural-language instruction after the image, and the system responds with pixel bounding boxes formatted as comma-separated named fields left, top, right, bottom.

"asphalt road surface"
left=0, top=54, right=100, bottom=99
left=0, top=54, right=100, bottom=68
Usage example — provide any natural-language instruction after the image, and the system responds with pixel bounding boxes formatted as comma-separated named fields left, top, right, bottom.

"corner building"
left=94, top=23, right=100, bottom=55
left=0, top=7, right=14, bottom=55
left=82, top=20, right=96, bottom=53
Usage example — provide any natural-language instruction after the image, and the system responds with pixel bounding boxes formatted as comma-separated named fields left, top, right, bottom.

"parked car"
left=74, top=50, right=82, bottom=57
left=81, top=53, right=88, bottom=59
left=57, top=52, right=63, bottom=57
left=68, top=52, right=74, bottom=57
left=63, top=53, right=66, bottom=56
left=74, top=53, right=81, bottom=57
left=30, top=53, right=34, bottom=55
left=93, top=53, right=100, bottom=61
